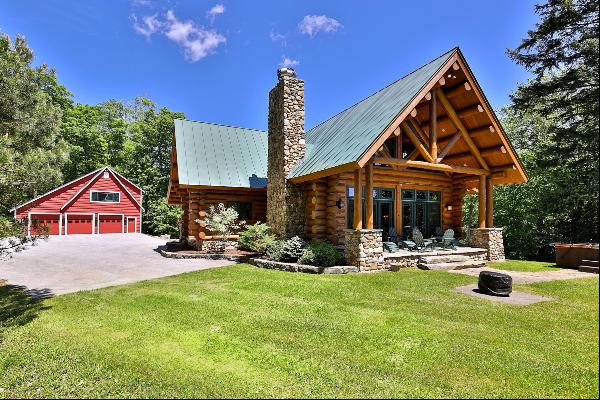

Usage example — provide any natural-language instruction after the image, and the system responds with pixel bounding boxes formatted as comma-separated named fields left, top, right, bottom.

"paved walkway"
left=450, top=266, right=598, bottom=284
left=0, top=234, right=234, bottom=296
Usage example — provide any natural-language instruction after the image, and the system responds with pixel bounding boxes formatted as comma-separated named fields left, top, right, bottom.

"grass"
left=490, top=259, right=562, bottom=272
left=0, top=263, right=598, bottom=398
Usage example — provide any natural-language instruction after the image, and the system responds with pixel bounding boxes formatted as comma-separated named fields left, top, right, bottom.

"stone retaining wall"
left=160, top=249, right=253, bottom=262
left=250, top=258, right=358, bottom=274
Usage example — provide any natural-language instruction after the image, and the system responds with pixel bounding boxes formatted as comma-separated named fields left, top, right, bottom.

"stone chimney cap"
left=277, top=67, right=296, bottom=80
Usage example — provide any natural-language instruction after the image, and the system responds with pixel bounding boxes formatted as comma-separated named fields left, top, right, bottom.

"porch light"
left=447, top=205, right=453, bottom=211
left=336, top=198, right=345, bottom=209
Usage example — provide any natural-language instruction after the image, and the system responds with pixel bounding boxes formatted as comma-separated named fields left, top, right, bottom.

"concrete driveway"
left=0, top=234, right=234, bottom=296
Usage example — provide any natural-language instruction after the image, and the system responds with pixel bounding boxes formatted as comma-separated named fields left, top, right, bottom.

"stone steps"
left=579, top=260, right=599, bottom=274
left=418, top=254, right=485, bottom=271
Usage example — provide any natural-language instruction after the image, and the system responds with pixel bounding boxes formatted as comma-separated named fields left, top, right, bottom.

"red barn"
left=11, top=167, right=143, bottom=236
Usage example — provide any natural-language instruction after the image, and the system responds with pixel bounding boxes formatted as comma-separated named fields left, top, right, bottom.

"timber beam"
left=400, top=122, right=434, bottom=163
left=443, top=145, right=507, bottom=163
left=436, top=88, right=490, bottom=171
left=373, top=157, right=487, bottom=176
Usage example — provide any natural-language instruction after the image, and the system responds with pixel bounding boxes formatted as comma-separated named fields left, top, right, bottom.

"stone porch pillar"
left=345, top=229, right=384, bottom=271
left=469, top=227, right=505, bottom=262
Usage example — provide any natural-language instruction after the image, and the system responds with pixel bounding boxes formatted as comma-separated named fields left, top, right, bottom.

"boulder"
left=478, top=271, right=512, bottom=297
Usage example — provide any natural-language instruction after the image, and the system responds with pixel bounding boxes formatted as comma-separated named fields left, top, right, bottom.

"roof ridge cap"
left=176, top=118, right=265, bottom=133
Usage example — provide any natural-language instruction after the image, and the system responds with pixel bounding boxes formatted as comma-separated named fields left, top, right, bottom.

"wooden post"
left=365, top=162, right=374, bottom=229
left=478, top=175, right=487, bottom=228
left=429, top=90, right=438, bottom=161
left=486, top=178, right=494, bottom=228
left=353, top=168, right=363, bottom=230
left=396, top=129, right=403, bottom=159
left=395, top=183, right=402, bottom=237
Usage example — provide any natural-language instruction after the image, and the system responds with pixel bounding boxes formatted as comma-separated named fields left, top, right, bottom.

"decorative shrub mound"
left=299, top=240, right=340, bottom=268
left=238, top=222, right=276, bottom=254
left=267, top=236, right=306, bottom=262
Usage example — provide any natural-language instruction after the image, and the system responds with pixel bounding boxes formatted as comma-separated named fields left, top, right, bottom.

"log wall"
left=181, top=187, right=267, bottom=246
left=303, top=167, right=466, bottom=245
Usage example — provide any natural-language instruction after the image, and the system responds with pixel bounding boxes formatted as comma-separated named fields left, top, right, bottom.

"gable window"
left=91, top=191, right=120, bottom=203
left=228, top=201, right=252, bottom=220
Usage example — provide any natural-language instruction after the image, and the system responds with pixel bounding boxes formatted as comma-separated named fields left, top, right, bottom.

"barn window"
left=91, top=191, right=120, bottom=202
left=103, top=171, right=109, bottom=179
left=228, top=201, right=252, bottom=220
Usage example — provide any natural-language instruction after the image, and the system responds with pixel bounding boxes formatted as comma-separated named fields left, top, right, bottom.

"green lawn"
left=0, top=263, right=598, bottom=398
left=490, top=259, right=562, bottom=272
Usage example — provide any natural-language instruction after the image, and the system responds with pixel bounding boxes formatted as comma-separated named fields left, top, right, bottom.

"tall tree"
left=497, top=0, right=599, bottom=259
left=120, top=98, right=183, bottom=236
left=0, top=34, right=71, bottom=215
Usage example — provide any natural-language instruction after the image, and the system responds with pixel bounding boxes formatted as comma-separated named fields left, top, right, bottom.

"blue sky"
left=1, top=0, right=538, bottom=130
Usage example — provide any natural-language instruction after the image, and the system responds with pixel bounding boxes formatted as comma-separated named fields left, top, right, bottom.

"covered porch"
left=295, top=55, right=525, bottom=270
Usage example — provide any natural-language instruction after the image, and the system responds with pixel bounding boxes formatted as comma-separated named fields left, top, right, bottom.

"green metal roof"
left=289, top=48, right=456, bottom=179
left=174, top=119, right=268, bottom=188
left=174, top=48, right=457, bottom=187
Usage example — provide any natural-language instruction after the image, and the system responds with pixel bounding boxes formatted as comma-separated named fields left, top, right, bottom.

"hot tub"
left=554, top=243, right=599, bottom=269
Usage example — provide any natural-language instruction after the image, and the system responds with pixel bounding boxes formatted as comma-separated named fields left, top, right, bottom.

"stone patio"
left=383, top=246, right=488, bottom=270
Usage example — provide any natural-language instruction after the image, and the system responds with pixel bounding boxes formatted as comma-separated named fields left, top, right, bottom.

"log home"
left=168, top=47, right=527, bottom=268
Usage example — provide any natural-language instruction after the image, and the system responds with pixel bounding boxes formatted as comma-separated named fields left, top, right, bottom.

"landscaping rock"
left=478, top=271, right=512, bottom=296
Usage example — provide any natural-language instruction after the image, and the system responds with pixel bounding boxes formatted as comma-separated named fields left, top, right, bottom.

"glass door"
left=401, top=189, right=441, bottom=238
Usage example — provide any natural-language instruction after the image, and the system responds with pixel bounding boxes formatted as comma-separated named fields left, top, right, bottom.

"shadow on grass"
left=0, top=284, right=52, bottom=330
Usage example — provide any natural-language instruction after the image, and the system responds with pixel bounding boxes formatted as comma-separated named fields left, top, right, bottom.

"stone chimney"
left=267, top=67, right=306, bottom=238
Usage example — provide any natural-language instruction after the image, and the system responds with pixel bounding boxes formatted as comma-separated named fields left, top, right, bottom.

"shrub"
left=238, top=222, right=276, bottom=254
left=266, top=240, right=285, bottom=261
left=299, top=240, right=340, bottom=267
left=280, top=236, right=306, bottom=262
left=266, top=236, right=306, bottom=262
left=195, top=203, right=245, bottom=252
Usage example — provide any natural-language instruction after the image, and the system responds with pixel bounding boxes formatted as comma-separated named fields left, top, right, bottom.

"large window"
left=347, top=187, right=395, bottom=239
left=228, top=201, right=252, bottom=220
left=91, top=191, right=120, bottom=203
left=401, top=189, right=441, bottom=238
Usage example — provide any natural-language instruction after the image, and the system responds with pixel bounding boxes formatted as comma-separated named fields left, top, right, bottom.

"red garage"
left=11, top=167, right=143, bottom=236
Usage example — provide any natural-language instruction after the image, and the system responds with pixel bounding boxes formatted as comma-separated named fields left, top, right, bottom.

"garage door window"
left=91, top=191, right=120, bottom=202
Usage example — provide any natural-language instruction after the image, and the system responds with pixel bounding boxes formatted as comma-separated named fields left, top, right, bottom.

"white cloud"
left=132, top=9, right=226, bottom=62
left=207, top=4, right=225, bottom=23
left=270, top=30, right=286, bottom=46
left=280, top=56, right=299, bottom=68
left=132, top=14, right=162, bottom=38
left=164, top=10, right=226, bottom=62
left=298, top=15, right=342, bottom=38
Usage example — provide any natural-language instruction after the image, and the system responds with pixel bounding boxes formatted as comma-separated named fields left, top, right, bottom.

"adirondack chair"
left=410, top=228, right=435, bottom=252
left=383, top=241, right=401, bottom=253
left=387, top=227, right=399, bottom=244
left=438, top=229, right=459, bottom=250
left=433, top=226, right=444, bottom=242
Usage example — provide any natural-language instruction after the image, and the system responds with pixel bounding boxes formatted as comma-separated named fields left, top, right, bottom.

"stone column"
left=345, top=229, right=384, bottom=271
left=469, top=227, right=505, bottom=262
left=267, top=68, right=306, bottom=238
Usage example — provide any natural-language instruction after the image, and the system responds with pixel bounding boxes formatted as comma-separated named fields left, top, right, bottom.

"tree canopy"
left=493, top=0, right=599, bottom=259
left=0, top=34, right=71, bottom=215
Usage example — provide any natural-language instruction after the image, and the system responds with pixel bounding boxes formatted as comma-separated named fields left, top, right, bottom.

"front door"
left=127, top=217, right=136, bottom=233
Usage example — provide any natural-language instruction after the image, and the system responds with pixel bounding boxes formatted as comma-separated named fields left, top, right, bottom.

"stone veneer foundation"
left=267, top=67, right=306, bottom=238
left=345, top=229, right=384, bottom=271
left=469, top=228, right=506, bottom=261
